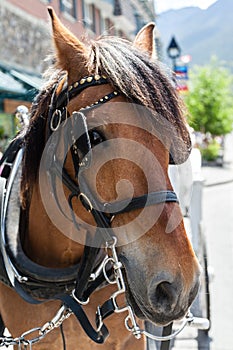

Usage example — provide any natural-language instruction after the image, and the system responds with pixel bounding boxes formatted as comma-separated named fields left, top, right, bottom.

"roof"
left=10, top=70, right=43, bottom=90
left=0, top=70, right=26, bottom=94
left=0, top=63, right=43, bottom=100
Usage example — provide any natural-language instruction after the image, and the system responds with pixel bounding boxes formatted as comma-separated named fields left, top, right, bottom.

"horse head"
left=24, top=8, right=200, bottom=328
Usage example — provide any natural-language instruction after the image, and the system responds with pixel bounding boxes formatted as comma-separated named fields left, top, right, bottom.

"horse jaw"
left=133, top=22, right=156, bottom=58
left=48, top=7, right=89, bottom=79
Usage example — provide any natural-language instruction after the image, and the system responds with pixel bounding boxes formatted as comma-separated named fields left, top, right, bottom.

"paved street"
left=202, top=167, right=233, bottom=350
left=172, top=165, right=233, bottom=350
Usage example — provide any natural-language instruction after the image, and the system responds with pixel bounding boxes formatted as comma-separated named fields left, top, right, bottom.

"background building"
left=0, top=0, right=157, bottom=140
left=0, top=0, right=156, bottom=107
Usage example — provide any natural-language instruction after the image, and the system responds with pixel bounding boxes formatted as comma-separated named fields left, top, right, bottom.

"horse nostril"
left=149, top=279, right=179, bottom=311
left=156, top=282, right=176, bottom=305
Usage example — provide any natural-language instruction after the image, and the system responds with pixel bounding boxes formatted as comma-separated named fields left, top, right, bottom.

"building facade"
left=0, top=0, right=157, bottom=117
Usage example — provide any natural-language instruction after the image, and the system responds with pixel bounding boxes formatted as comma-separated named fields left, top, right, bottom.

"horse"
left=0, top=7, right=200, bottom=350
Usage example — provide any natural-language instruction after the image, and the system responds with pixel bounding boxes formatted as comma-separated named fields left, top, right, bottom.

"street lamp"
left=113, top=0, right=122, bottom=16
left=167, top=36, right=181, bottom=70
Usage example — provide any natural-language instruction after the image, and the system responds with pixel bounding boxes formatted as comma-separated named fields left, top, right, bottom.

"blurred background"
left=0, top=1, right=232, bottom=349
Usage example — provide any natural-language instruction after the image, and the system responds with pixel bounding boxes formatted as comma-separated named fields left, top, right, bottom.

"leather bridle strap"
left=90, top=190, right=178, bottom=216
left=57, top=294, right=109, bottom=343
left=160, top=323, right=173, bottom=350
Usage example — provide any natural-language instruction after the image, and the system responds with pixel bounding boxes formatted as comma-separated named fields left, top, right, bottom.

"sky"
left=154, top=0, right=218, bottom=14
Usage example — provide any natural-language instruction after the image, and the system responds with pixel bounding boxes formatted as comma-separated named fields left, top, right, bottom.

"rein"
left=0, top=73, right=195, bottom=348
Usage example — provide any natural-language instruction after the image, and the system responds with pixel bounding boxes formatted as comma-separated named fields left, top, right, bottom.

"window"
left=82, top=2, right=96, bottom=33
left=100, top=15, right=106, bottom=34
left=100, top=14, right=115, bottom=35
left=60, top=0, right=77, bottom=19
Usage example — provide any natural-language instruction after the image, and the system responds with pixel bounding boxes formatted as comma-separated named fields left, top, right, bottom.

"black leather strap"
left=160, top=323, right=173, bottom=350
left=99, top=190, right=178, bottom=215
left=57, top=294, right=109, bottom=344
left=95, top=298, right=115, bottom=330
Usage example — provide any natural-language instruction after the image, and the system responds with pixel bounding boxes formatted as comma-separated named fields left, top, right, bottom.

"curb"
left=204, top=178, right=233, bottom=187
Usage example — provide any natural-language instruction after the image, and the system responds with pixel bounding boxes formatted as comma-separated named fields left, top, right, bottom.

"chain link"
left=0, top=305, right=72, bottom=347
left=0, top=236, right=196, bottom=347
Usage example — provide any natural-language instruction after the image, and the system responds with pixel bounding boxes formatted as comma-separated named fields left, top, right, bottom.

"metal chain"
left=0, top=236, right=203, bottom=347
left=103, top=237, right=200, bottom=343
left=0, top=305, right=72, bottom=347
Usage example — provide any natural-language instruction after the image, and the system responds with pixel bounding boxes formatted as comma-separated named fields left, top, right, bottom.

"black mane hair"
left=21, top=35, right=191, bottom=206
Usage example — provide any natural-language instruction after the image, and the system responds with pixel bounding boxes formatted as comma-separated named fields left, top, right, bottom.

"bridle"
left=46, top=73, right=179, bottom=225
left=43, top=74, right=193, bottom=344
left=0, top=73, right=195, bottom=348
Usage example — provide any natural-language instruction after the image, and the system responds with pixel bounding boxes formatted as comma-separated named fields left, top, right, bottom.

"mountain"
left=156, top=0, right=233, bottom=68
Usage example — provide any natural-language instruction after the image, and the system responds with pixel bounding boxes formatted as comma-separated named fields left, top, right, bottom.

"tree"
left=185, top=58, right=233, bottom=136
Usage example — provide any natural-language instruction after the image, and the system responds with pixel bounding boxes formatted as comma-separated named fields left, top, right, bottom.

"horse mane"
left=21, top=69, right=63, bottom=208
left=21, top=35, right=191, bottom=207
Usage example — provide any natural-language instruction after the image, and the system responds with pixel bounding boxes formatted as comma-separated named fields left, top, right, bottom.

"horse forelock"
left=89, top=36, right=191, bottom=161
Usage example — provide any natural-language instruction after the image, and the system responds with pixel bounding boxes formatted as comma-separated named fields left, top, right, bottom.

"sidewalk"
left=172, top=165, right=233, bottom=350
left=202, top=165, right=233, bottom=187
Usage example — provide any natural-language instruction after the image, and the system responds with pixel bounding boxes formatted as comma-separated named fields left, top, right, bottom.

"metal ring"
left=50, top=109, right=62, bottom=131
left=72, top=289, right=90, bottom=305
left=111, top=291, right=128, bottom=313
left=103, top=258, right=117, bottom=284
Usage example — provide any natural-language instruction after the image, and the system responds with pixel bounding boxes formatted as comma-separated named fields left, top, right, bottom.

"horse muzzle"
left=121, top=258, right=201, bottom=326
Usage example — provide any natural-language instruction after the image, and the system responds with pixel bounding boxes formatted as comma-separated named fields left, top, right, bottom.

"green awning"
left=10, top=70, right=43, bottom=90
left=0, top=70, right=26, bottom=94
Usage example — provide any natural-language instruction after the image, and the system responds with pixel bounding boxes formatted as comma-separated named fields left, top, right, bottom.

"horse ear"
left=133, top=23, right=156, bottom=58
left=48, top=7, right=88, bottom=77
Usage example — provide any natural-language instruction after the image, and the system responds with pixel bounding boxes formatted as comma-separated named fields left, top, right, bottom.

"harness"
left=0, top=74, right=194, bottom=348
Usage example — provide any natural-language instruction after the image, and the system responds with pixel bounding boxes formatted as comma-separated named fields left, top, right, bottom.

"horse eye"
left=89, top=130, right=105, bottom=147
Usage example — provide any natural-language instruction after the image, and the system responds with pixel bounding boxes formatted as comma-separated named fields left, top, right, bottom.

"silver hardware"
left=103, top=257, right=117, bottom=284
left=0, top=305, right=72, bottom=347
left=15, top=274, right=28, bottom=283
left=21, top=327, right=45, bottom=344
left=96, top=306, right=103, bottom=332
left=105, top=237, right=129, bottom=313
left=50, top=109, right=62, bottom=131
left=78, top=193, right=93, bottom=212
left=40, top=305, right=72, bottom=336
left=89, top=255, right=108, bottom=281
left=9, top=257, right=28, bottom=283
left=104, top=236, right=199, bottom=343
left=72, top=289, right=90, bottom=305
left=140, top=313, right=194, bottom=341
left=124, top=306, right=141, bottom=339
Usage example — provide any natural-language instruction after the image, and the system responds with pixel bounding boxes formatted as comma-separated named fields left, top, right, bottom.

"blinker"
left=71, top=112, right=92, bottom=171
